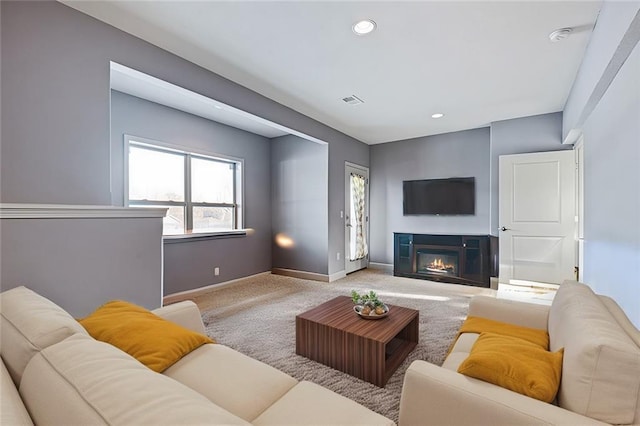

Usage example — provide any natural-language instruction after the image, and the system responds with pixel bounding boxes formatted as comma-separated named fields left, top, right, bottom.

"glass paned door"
left=349, top=173, right=368, bottom=261
left=345, top=163, right=369, bottom=274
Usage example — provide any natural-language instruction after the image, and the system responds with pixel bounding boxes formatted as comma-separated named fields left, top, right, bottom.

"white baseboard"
left=163, top=271, right=271, bottom=305
left=271, top=267, right=331, bottom=282
left=329, top=270, right=347, bottom=282
left=368, top=262, right=393, bottom=271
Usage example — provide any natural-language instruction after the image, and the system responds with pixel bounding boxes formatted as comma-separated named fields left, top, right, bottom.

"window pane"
left=193, top=207, right=234, bottom=232
left=163, top=206, right=186, bottom=235
left=129, top=145, right=184, bottom=202
left=191, top=157, right=234, bottom=203
left=131, top=205, right=185, bottom=235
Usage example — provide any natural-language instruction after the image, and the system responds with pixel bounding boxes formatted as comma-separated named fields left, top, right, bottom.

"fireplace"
left=393, top=233, right=498, bottom=288
left=416, top=248, right=460, bottom=277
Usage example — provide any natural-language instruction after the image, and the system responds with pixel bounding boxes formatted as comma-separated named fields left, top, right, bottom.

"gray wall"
left=1, top=1, right=367, bottom=205
left=1, top=1, right=369, bottom=295
left=1, top=1, right=112, bottom=204
left=0, top=216, right=163, bottom=317
left=369, top=128, right=491, bottom=264
left=271, top=135, right=328, bottom=275
left=369, top=114, right=571, bottom=267
left=489, top=112, right=571, bottom=233
left=110, top=91, right=272, bottom=295
left=564, top=2, right=640, bottom=327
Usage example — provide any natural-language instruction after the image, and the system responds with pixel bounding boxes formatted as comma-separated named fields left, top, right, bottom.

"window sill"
left=163, top=229, right=247, bottom=244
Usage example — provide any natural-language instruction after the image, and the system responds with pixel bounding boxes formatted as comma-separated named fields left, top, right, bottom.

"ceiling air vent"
left=342, top=95, right=364, bottom=105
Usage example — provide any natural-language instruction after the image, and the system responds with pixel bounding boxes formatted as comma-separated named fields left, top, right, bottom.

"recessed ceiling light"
left=352, top=19, right=376, bottom=36
left=431, top=113, right=444, bottom=119
left=549, top=27, right=573, bottom=42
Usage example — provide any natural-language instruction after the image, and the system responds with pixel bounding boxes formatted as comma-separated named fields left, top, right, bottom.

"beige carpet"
left=194, top=268, right=495, bottom=423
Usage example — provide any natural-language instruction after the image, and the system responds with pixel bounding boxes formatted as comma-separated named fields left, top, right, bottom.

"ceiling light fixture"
left=431, top=113, right=444, bottom=119
left=549, top=27, right=573, bottom=42
left=352, top=19, right=376, bottom=36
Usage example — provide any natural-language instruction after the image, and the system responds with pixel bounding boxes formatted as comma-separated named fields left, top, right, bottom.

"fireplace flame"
left=427, top=258, right=455, bottom=271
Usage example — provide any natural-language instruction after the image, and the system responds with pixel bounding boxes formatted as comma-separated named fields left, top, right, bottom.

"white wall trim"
left=329, top=270, right=347, bottom=282
left=344, top=161, right=369, bottom=172
left=163, top=271, right=271, bottom=305
left=271, top=267, right=330, bottom=282
left=163, top=230, right=247, bottom=243
left=563, top=128, right=583, bottom=145
left=0, top=204, right=167, bottom=219
left=368, top=262, right=394, bottom=271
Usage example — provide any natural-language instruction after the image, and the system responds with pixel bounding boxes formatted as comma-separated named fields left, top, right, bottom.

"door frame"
left=345, top=162, right=370, bottom=274
left=575, top=137, right=584, bottom=280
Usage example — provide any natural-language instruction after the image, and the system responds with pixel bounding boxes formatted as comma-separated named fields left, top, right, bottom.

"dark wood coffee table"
left=295, top=296, right=419, bottom=387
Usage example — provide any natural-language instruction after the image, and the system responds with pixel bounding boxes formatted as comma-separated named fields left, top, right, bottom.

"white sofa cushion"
left=0, top=286, right=87, bottom=385
left=20, top=334, right=249, bottom=426
left=599, top=295, right=640, bottom=347
left=1, top=359, right=33, bottom=426
left=152, top=300, right=207, bottom=334
left=549, top=281, right=640, bottom=424
left=253, top=381, right=395, bottom=426
left=442, top=332, right=479, bottom=371
left=164, top=343, right=298, bottom=422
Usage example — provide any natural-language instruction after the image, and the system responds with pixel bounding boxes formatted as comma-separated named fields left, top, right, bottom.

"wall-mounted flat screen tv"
left=403, top=177, right=475, bottom=215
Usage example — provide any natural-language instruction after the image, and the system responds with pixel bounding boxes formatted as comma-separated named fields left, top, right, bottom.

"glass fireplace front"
left=416, top=248, right=460, bottom=277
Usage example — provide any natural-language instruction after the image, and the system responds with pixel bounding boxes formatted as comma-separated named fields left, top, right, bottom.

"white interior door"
left=499, top=150, right=576, bottom=285
left=345, top=163, right=369, bottom=274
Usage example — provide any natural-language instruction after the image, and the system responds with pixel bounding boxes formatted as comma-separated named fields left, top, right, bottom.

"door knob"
left=500, top=226, right=510, bottom=232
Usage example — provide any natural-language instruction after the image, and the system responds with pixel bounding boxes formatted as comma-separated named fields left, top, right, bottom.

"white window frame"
left=124, top=135, right=244, bottom=237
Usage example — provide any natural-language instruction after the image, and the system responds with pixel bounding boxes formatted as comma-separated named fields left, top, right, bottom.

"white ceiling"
left=64, top=1, right=602, bottom=145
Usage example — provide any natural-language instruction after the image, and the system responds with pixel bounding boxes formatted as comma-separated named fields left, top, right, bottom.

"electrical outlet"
left=337, top=252, right=341, bottom=261
left=214, top=267, right=220, bottom=276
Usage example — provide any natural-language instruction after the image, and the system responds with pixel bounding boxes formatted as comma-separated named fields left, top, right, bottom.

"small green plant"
left=351, top=290, right=383, bottom=307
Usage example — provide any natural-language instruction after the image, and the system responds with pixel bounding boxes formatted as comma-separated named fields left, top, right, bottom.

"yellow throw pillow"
left=458, top=316, right=550, bottom=349
left=458, top=332, right=563, bottom=403
left=79, top=301, right=214, bottom=372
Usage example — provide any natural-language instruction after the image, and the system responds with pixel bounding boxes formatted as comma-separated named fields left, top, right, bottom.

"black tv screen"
left=403, top=177, right=475, bottom=215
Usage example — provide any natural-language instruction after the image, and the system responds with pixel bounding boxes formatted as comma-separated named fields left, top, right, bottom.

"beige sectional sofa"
left=0, top=286, right=394, bottom=426
left=399, top=280, right=640, bottom=425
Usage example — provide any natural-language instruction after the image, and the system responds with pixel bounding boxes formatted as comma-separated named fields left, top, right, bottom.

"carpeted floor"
left=194, top=268, right=495, bottom=423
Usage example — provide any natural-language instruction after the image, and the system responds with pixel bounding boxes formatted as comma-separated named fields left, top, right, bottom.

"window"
left=126, top=137, right=242, bottom=235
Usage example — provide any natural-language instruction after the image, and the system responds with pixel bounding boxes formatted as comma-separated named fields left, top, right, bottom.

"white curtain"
left=349, top=173, right=368, bottom=261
